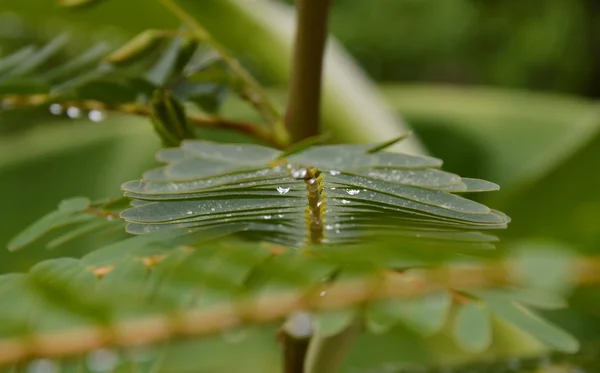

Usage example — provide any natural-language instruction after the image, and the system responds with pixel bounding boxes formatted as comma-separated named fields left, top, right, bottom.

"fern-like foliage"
left=120, top=139, right=509, bottom=247
left=3, top=138, right=586, bottom=371
left=0, top=29, right=286, bottom=147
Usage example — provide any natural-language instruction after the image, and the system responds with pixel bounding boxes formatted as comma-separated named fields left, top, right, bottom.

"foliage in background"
left=2, top=0, right=600, bottom=372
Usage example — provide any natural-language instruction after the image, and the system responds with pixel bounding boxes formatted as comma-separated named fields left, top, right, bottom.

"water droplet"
left=66, top=106, right=81, bottom=118
left=346, top=189, right=360, bottom=195
left=210, top=208, right=216, bottom=212
left=325, top=225, right=334, bottom=230
left=48, top=103, right=63, bottom=115
left=88, top=109, right=106, bottom=122
left=341, top=199, right=350, bottom=204
left=86, top=349, right=119, bottom=372
left=286, top=164, right=293, bottom=170
left=329, top=170, right=340, bottom=176
left=317, top=200, right=323, bottom=207
left=226, top=213, right=232, bottom=217
left=278, top=214, right=284, bottom=218
left=307, top=178, right=316, bottom=184
left=276, top=186, right=290, bottom=195
left=186, top=211, right=193, bottom=215
left=28, top=359, right=58, bottom=373
left=291, top=168, right=307, bottom=178
left=335, top=223, right=341, bottom=228
left=264, top=215, right=272, bottom=219
left=330, top=187, right=336, bottom=190
left=335, top=229, right=341, bottom=233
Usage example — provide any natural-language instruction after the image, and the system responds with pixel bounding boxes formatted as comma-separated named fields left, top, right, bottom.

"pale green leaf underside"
left=121, top=140, right=510, bottom=247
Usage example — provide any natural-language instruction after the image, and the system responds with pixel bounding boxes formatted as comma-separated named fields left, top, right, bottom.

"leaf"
left=58, top=197, right=91, bottom=213
left=366, top=133, right=412, bottom=153
left=511, top=242, right=574, bottom=294
left=7, top=210, right=93, bottom=252
left=104, top=30, right=169, bottom=65
left=120, top=140, right=509, bottom=246
left=480, top=294, right=579, bottom=353
left=5, top=33, right=71, bottom=78
left=0, top=46, right=36, bottom=75
left=313, top=308, right=356, bottom=337
left=58, top=0, right=105, bottom=7
left=150, top=89, right=194, bottom=146
left=453, top=302, right=492, bottom=353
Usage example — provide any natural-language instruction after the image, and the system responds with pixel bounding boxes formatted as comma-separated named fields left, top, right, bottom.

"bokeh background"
left=2, top=1, right=600, bottom=371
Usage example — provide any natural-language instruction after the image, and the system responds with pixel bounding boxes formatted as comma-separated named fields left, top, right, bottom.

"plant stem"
left=284, top=0, right=331, bottom=142
left=281, top=0, right=331, bottom=371
left=1, top=96, right=286, bottom=148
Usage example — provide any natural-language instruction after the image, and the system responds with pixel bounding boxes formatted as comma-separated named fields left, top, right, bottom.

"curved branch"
left=1, top=95, right=286, bottom=149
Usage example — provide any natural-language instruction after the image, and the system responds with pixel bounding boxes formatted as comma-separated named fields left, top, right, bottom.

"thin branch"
left=158, top=0, right=291, bottom=147
left=0, top=95, right=286, bottom=149
left=284, top=0, right=330, bottom=142
left=1, top=257, right=600, bottom=365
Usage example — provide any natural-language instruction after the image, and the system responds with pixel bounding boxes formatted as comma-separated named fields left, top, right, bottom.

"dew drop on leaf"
left=329, top=170, right=340, bottom=176
left=276, top=186, right=290, bottom=195
left=48, top=103, right=63, bottom=115
left=264, top=215, right=272, bottom=219
left=66, top=106, right=82, bottom=118
left=291, top=168, right=307, bottom=178
left=346, top=189, right=360, bottom=195
left=341, top=199, right=351, bottom=204
left=325, top=225, right=334, bottom=230
left=88, top=109, right=106, bottom=122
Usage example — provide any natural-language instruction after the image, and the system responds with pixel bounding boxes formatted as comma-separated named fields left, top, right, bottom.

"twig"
left=0, top=96, right=285, bottom=149
left=284, top=0, right=330, bottom=142
left=1, top=257, right=600, bottom=365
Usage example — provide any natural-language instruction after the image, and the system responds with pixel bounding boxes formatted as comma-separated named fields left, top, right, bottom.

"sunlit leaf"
left=453, top=302, right=492, bottom=352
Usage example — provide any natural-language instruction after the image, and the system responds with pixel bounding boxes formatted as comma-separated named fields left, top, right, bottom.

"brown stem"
left=284, top=0, right=331, bottom=142
left=1, top=96, right=285, bottom=149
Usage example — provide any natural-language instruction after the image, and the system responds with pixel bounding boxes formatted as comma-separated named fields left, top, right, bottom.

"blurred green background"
left=2, top=1, right=600, bottom=371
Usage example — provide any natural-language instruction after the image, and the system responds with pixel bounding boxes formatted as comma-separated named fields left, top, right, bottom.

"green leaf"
left=0, top=45, right=36, bottom=75
left=5, top=33, right=71, bottom=78
left=104, top=30, right=169, bottom=65
left=512, top=242, right=574, bottom=294
left=58, top=0, right=106, bottom=7
left=366, top=133, right=411, bottom=153
left=151, top=89, right=194, bottom=146
left=313, top=308, right=356, bottom=337
left=480, top=294, right=579, bottom=353
left=453, top=302, right=492, bottom=352
left=7, top=211, right=93, bottom=252
left=120, top=141, right=509, bottom=246
left=58, top=197, right=91, bottom=213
